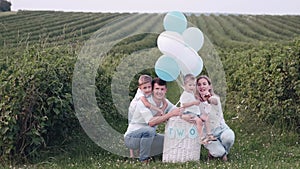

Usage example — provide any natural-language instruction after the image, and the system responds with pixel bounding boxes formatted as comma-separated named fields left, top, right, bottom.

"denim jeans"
left=124, top=126, right=164, bottom=161
left=204, top=124, right=235, bottom=157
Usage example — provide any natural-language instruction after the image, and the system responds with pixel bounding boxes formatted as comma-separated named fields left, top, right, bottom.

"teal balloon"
left=155, top=55, right=180, bottom=82
left=163, top=11, right=187, bottom=34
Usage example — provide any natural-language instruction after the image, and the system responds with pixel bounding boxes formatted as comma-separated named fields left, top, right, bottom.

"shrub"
left=224, top=39, right=300, bottom=133
left=0, top=45, right=78, bottom=162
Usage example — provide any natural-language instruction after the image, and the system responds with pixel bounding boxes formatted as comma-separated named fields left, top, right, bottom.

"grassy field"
left=6, top=118, right=299, bottom=169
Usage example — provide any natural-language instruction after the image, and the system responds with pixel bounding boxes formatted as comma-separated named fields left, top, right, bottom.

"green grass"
left=4, top=117, right=299, bottom=169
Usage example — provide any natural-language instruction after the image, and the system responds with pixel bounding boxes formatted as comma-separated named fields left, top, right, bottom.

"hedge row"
left=0, top=45, right=78, bottom=162
left=223, top=39, right=300, bottom=132
left=1, top=39, right=299, bottom=162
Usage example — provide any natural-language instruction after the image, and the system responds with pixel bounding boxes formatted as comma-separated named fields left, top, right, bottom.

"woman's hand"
left=201, top=92, right=211, bottom=101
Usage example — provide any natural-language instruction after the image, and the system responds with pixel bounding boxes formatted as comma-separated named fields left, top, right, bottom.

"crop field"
left=0, top=11, right=299, bottom=168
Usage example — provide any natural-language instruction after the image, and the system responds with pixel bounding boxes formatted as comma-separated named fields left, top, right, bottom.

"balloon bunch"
left=155, top=11, right=204, bottom=82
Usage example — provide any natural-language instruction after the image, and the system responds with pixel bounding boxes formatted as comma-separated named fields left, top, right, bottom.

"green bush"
left=0, top=45, right=78, bottom=162
left=223, top=39, right=300, bottom=133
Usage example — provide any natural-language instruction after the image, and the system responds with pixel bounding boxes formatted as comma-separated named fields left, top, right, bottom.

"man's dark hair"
left=152, top=77, right=167, bottom=89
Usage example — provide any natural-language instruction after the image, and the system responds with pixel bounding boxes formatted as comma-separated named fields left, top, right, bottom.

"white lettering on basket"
left=167, top=126, right=198, bottom=139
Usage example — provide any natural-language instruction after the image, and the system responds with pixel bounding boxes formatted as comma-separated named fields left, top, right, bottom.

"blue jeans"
left=124, top=126, right=164, bottom=161
left=204, top=124, right=235, bottom=157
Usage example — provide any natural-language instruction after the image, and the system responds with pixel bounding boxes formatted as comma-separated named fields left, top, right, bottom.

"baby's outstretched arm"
left=181, top=100, right=200, bottom=109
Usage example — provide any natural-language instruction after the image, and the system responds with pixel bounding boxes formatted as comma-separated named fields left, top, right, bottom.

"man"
left=124, top=77, right=182, bottom=163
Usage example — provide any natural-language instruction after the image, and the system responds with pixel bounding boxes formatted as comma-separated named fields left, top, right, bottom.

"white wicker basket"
left=162, top=116, right=201, bottom=163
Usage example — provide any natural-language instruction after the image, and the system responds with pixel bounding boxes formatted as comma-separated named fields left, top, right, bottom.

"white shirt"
left=124, top=95, right=177, bottom=136
left=179, top=90, right=201, bottom=115
left=128, top=88, right=148, bottom=122
left=200, top=95, right=225, bottom=130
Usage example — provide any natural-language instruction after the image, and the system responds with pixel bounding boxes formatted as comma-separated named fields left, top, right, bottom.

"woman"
left=196, top=75, right=235, bottom=161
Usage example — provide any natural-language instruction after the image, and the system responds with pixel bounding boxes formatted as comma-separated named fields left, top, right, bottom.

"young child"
left=179, top=74, right=216, bottom=144
left=128, top=74, right=167, bottom=158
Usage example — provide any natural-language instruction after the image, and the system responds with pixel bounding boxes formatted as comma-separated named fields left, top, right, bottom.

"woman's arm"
left=203, top=93, right=218, bottom=105
left=207, top=95, right=218, bottom=105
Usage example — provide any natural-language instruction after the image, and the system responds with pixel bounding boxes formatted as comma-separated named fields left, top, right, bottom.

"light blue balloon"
left=163, top=11, right=187, bottom=34
left=155, top=55, right=180, bottom=82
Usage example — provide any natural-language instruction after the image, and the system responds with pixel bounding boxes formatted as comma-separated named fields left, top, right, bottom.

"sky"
left=10, top=0, right=300, bottom=15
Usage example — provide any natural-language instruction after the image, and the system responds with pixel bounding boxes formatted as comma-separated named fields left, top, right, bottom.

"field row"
left=0, top=11, right=300, bottom=48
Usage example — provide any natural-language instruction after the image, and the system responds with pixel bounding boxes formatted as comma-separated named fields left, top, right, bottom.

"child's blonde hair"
left=138, top=75, right=152, bottom=86
left=183, top=73, right=196, bottom=84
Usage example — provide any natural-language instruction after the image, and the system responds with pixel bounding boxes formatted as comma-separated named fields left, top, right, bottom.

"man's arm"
left=148, top=108, right=181, bottom=127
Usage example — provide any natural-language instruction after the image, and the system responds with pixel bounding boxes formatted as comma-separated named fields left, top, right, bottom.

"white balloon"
left=157, top=31, right=203, bottom=77
left=175, top=46, right=203, bottom=77
left=157, top=31, right=186, bottom=58
left=183, top=27, right=204, bottom=52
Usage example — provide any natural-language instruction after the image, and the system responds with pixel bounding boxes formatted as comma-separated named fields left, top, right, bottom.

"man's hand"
left=148, top=107, right=182, bottom=127
left=154, top=110, right=163, bottom=116
left=172, top=107, right=183, bottom=116
left=181, top=114, right=194, bottom=123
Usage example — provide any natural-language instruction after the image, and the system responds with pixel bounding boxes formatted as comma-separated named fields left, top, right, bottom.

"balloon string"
left=175, top=100, right=180, bottom=107
left=175, top=72, right=185, bottom=107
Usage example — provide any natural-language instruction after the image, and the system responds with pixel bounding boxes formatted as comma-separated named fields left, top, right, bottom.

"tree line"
left=0, top=0, right=11, bottom=12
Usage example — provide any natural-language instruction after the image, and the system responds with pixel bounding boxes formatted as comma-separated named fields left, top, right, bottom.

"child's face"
left=139, top=82, right=152, bottom=96
left=184, top=79, right=196, bottom=93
